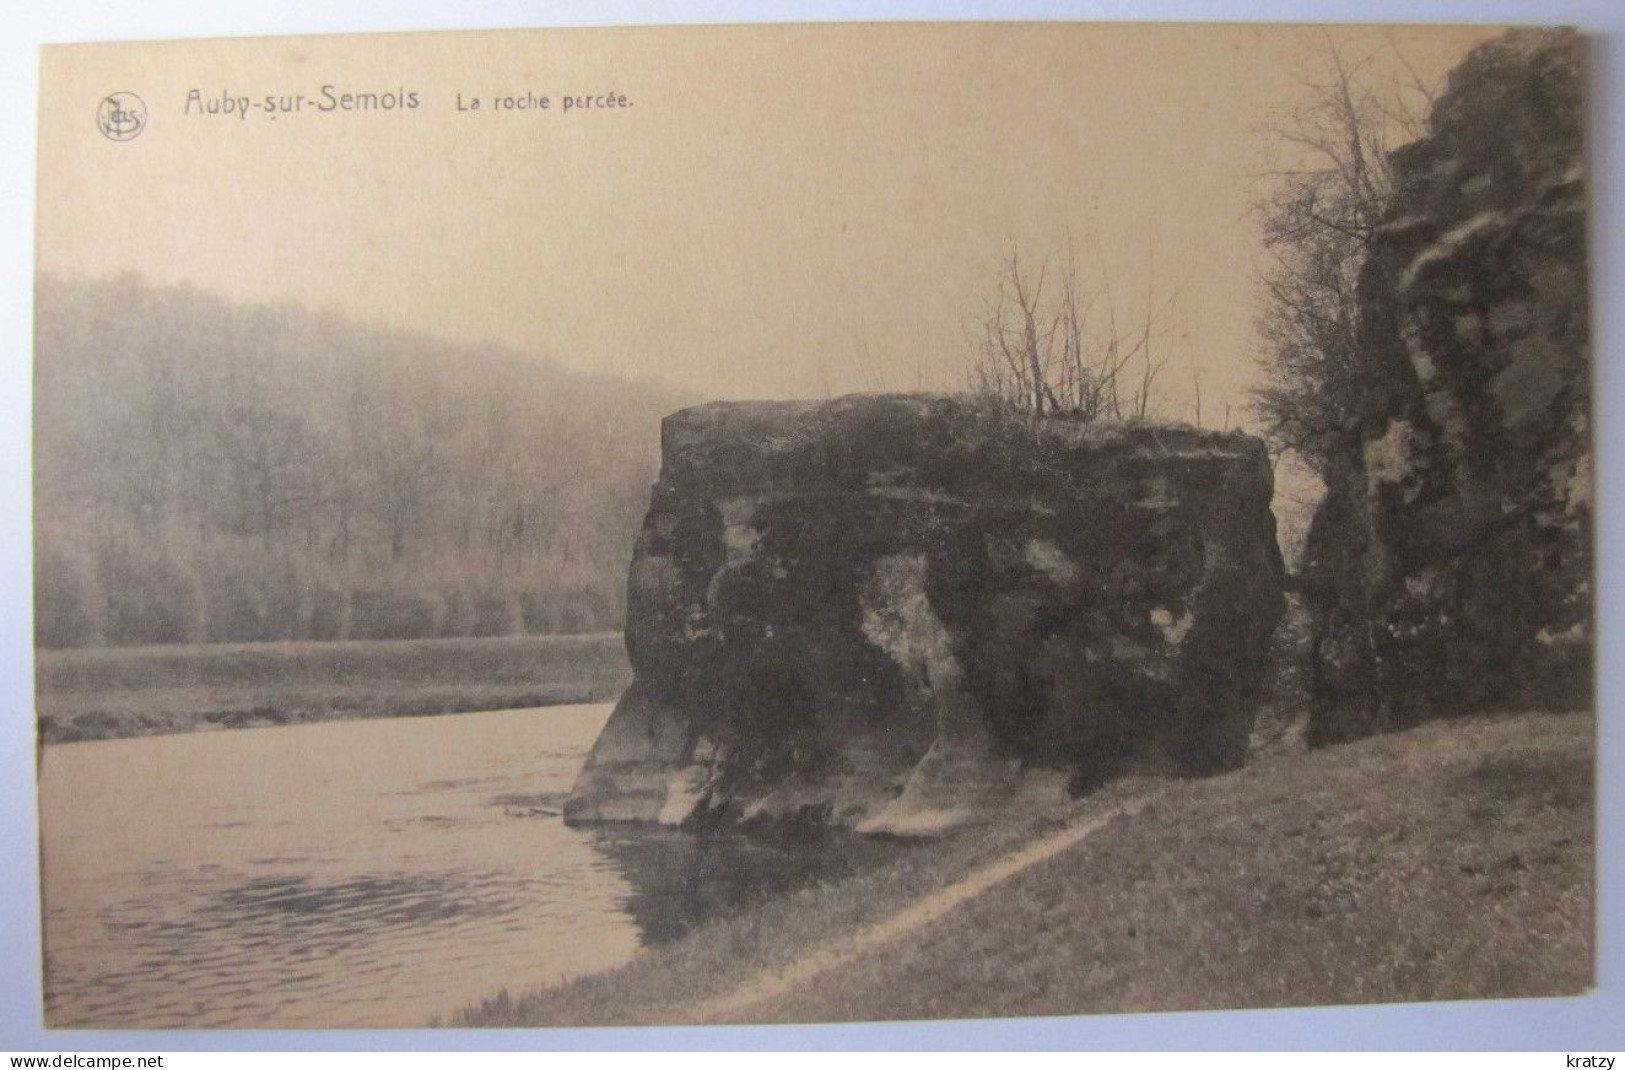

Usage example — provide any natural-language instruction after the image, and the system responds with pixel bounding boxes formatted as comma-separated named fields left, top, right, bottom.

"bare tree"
left=969, top=234, right=1174, bottom=423
left=33, top=273, right=677, bottom=646
left=1251, top=35, right=1437, bottom=474
left=209, top=348, right=313, bottom=552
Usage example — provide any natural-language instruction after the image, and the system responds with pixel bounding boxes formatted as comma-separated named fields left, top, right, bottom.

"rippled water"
left=38, top=705, right=898, bottom=1029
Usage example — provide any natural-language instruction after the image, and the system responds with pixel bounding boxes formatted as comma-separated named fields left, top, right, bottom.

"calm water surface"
left=39, top=705, right=897, bottom=1029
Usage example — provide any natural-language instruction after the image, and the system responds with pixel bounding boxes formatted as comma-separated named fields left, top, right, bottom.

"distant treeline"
left=34, top=274, right=686, bottom=648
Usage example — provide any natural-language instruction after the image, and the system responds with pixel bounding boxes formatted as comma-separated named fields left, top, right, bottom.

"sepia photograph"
left=24, top=12, right=1600, bottom=1039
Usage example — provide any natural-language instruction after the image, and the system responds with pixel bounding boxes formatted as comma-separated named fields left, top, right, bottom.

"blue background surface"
left=1, top=0, right=1618, bottom=1051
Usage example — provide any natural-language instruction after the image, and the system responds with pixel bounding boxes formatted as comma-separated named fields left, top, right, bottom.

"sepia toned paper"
left=33, top=20, right=1593, bottom=1031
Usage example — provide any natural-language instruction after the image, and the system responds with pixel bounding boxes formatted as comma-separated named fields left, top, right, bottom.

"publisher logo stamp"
left=97, top=92, right=147, bottom=141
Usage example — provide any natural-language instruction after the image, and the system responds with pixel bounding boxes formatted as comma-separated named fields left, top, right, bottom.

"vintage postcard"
left=33, top=21, right=1592, bottom=1030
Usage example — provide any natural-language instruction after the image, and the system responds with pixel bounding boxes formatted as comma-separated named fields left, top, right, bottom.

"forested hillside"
left=34, top=274, right=687, bottom=647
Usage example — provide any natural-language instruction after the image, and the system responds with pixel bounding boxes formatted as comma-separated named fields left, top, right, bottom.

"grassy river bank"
left=454, top=709, right=1592, bottom=1027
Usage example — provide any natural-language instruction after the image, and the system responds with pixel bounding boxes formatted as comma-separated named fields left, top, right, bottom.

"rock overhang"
left=566, top=393, right=1285, bottom=835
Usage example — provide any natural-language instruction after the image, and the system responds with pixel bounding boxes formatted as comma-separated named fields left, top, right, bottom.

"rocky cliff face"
left=1305, top=29, right=1590, bottom=744
left=565, top=395, right=1284, bottom=835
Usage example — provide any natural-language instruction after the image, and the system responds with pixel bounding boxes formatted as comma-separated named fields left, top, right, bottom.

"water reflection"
left=590, top=826, right=907, bottom=945
left=42, top=705, right=637, bottom=1029
left=38, top=704, right=905, bottom=1029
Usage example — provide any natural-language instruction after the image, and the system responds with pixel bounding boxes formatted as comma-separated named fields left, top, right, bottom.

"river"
left=38, top=704, right=898, bottom=1029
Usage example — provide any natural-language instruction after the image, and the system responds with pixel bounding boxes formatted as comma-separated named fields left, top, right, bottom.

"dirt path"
left=689, top=795, right=1150, bottom=1023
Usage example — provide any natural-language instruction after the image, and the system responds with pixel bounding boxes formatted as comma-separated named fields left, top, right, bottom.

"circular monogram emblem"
left=97, top=92, right=147, bottom=141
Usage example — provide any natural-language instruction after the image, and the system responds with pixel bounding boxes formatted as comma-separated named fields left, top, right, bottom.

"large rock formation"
left=1305, top=29, right=1590, bottom=744
left=565, top=394, right=1284, bottom=835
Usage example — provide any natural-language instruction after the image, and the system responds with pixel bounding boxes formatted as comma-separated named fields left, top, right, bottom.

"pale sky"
left=37, top=21, right=1501, bottom=425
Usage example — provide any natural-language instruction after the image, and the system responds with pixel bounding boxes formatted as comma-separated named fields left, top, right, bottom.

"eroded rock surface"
left=1305, top=29, right=1590, bottom=744
left=565, top=395, right=1284, bottom=834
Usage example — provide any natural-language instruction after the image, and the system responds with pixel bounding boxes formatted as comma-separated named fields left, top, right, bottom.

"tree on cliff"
left=968, top=235, right=1175, bottom=423
left=1250, top=38, right=1436, bottom=475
